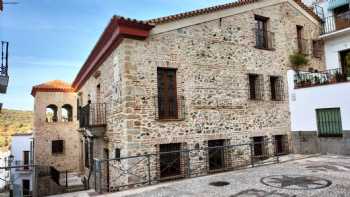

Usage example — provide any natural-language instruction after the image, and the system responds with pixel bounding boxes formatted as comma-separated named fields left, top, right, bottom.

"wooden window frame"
left=269, top=76, right=284, bottom=101
left=254, top=15, right=271, bottom=50
left=248, top=74, right=263, bottom=100
left=157, top=68, right=179, bottom=120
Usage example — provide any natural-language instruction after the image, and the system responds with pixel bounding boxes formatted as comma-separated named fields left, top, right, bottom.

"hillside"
left=0, top=109, right=33, bottom=149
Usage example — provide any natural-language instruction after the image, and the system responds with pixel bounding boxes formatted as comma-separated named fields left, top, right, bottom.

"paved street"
left=52, top=155, right=350, bottom=197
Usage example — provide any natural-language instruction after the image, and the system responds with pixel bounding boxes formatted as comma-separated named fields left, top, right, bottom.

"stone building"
left=32, top=0, right=326, bottom=192
left=31, top=80, right=81, bottom=174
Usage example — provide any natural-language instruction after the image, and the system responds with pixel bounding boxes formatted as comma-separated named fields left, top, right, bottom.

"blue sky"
left=0, top=0, right=233, bottom=111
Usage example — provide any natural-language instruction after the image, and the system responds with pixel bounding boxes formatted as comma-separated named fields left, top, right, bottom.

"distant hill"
left=0, top=109, right=33, bottom=150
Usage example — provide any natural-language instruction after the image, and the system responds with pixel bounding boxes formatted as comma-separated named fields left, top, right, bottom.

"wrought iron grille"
left=154, top=95, right=185, bottom=120
left=248, top=74, right=264, bottom=101
left=0, top=41, right=8, bottom=77
left=79, top=103, right=108, bottom=128
left=94, top=139, right=290, bottom=193
left=254, top=28, right=274, bottom=50
left=294, top=68, right=349, bottom=88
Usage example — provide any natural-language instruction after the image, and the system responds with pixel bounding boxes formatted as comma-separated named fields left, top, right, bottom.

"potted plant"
left=289, top=52, right=309, bottom=72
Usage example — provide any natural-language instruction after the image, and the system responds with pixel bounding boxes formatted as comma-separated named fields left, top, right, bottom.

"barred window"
left=248, top=74, right=263, bottom=100
left=52, top=140, right=64, bottom=154
left=270, top=76, right=284, bottom=101
left=312, top=40, right=324, bottom=58
left=316, top=108, right=343, bottom=137
left=115, top=148, right=121, bottom=161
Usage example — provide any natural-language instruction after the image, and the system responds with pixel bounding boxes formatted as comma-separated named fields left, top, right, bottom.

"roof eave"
left=72, top=16, right=154, bottom=91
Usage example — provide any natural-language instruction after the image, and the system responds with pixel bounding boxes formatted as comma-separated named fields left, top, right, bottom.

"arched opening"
left=62, top=104, right=73, bottom=122
left=46, top=105, right=58, bottom=123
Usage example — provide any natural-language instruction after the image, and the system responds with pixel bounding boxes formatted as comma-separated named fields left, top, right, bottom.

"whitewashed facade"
left=9, top=133, right=33, bottom=197
left=289, top=0, right=350, bottom=154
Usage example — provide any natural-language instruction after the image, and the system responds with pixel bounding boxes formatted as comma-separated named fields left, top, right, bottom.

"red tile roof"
left=31, top=80, right=74, bottom=96
left=147, top=0, right=320, bottom=24
left=72, top=0, right=320, bottom=91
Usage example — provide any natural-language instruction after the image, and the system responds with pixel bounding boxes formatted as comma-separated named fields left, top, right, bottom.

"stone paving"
left=51, top=155, right=350, bottom=197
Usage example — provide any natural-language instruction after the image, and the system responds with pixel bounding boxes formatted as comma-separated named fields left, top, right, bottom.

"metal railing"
left=79, top=103, right=108, bottom=128
left=0, top=41, right=9, bottom=94
left=0, top=41, right=8, bottom=77
left=254, top=28, right=274, bottom=50
left=154, top=95, right=186, bottom=120
left=94, top=138, right=290, bottom=193
left=294, top=68, right=350, bottom=88
left=321, top=12, right=350, bottom=35
left=12, top=161, right=33, bottom=171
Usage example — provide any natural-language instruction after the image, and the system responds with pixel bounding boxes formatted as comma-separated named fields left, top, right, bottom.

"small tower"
left=31, top=80, right=81, bottom=173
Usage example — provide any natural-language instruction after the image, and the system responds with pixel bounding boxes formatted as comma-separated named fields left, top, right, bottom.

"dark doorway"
left=252, top=137, right=265, bottom=159
left=103, top=149, right=110, bottom=192
left=340, top=49, right=350, bottom=79
left=208, top=140, right=225, bottom=171
left=159, top=143, right=181, bottom=178
left=274, top=135, right=284, bottom=155
left=22, top=179, right=30, bottom=197
left=333, top=5, right=350, bottom=31
left=23, top=151, right=30, bottom=170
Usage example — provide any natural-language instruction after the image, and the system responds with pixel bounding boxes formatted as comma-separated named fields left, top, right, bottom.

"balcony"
left=254, top=28, right=274, bottom=50
left=321, top=12, right=350, bottom=35
left=0, top=41, right=9, bottom=94
left=10, top=160, right=33, bottom=172
left=79, top=103, right=107, bottom=129
left=294, top=68, right=350, bottom=88
left=154, top=95, right=185, bottom=121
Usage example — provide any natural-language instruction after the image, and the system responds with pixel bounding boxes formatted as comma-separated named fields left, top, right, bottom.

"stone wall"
left=291, top=131, right=350, bottom=155
left=77, top=1, right=326, bottom=190
left=33, top=92, right=80, bottom=172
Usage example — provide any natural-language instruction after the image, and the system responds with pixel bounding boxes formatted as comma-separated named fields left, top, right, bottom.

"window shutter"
left=316, top=108, right=343, bottom=137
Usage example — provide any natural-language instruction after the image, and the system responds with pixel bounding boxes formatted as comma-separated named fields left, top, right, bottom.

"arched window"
left=46, top=105, right=58, bottom=123
left=62, top=104, right=73, bottom=122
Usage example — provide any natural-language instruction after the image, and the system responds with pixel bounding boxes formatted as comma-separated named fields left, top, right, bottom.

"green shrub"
left=289, top=53, right=309, bottom=70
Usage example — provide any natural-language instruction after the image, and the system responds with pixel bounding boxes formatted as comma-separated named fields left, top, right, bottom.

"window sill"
left=318, top=134, right=343, bottom=138
left=254, top=46, right=275, bottom=51
left=156, top=118, right=185, bottom=122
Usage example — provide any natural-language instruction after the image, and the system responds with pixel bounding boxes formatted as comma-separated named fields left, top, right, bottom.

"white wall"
left=288, top=70, right=350, bottom=131
left=324, top=33, right=350, bottom=70
left=10, top=134, right=33, bottom=192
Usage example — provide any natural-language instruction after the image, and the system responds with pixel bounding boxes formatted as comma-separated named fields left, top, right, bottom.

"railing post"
left=249, top=143, right=254, bottom=168
left=186, top=149, right=191, bottom=177
left=147, top=155, right=151, bottom=185
left=65, top=170, right=68, bottom=188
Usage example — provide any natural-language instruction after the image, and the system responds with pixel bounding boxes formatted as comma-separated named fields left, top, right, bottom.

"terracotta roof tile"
left=31, top=80, right=74, bottom=96
left=146, top=0, right=320, bottom=24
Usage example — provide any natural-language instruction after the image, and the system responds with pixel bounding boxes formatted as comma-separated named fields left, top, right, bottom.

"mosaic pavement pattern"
left=51, top=155, right=350, bottom=197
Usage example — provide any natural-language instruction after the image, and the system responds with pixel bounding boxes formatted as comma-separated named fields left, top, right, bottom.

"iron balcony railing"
left=0, top=41, right=9, bottom=94
left=79, top=103, right=108, bottom=128
left=294, top=68, right=350, bottom=88
left=254, top=28, right=274, bottom=50
left=154, top=95, right=185, bottom=121
left=9, top=160, right=33, bottom=171
left=321, top=12, right=350, bottom=35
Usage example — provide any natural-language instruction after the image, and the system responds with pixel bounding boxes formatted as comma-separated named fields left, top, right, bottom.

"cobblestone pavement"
left=52, top=155, right=350, bottom=197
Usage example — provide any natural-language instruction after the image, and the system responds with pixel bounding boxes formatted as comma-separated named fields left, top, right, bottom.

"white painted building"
left=9, top=133, right=33, bottom=197
left=289, top=0, right=350, bottom=154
